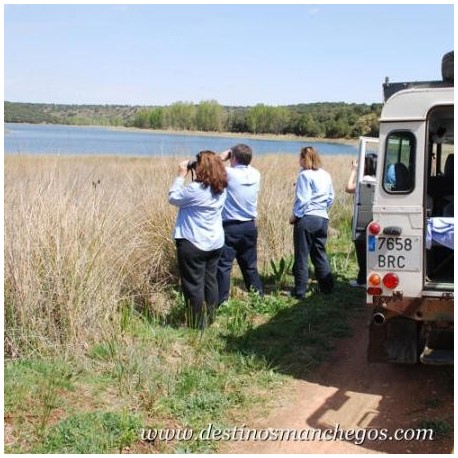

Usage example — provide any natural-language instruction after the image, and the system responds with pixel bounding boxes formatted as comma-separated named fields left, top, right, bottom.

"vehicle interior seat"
left=438, top=153, right=454, bottom=215
left=394, top=162, right=411, bottom=191
left=444, top=153, right=454, bottom=176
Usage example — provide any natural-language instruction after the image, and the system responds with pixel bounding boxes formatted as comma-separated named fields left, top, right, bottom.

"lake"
left=4, top=123, right=358, bottom=157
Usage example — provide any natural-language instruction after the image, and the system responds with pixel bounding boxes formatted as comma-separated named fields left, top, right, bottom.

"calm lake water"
left=4, top=123, right=358, bottom=157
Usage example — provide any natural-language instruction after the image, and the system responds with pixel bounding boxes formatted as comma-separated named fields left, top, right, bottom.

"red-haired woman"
left=169, top=151, right=228, bottom=329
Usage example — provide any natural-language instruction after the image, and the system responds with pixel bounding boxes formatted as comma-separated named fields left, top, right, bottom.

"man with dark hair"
left=217, top=144, right=263, bottom=304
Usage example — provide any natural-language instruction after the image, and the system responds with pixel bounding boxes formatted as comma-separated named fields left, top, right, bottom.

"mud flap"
left=368, top=316, right=418, bottom=364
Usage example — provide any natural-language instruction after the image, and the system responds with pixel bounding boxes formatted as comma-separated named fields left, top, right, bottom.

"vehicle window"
left=383, top=131, right=415, bottom=193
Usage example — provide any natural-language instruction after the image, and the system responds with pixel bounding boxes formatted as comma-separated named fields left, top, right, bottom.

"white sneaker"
left=349, top=280, right=366, bottom=288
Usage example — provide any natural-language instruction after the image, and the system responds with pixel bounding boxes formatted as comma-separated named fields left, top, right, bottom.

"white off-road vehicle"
left=353, top=51, right=454, bottom=365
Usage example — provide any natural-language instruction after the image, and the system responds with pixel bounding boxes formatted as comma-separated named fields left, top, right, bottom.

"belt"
left=223, top=219, right=255, bottom=226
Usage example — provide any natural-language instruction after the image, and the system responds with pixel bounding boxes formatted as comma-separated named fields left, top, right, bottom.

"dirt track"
left=223, top=309, right=454, bottom=454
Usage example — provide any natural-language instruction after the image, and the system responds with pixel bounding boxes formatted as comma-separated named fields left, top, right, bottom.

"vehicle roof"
left=380, top=86, right=454, bottom=122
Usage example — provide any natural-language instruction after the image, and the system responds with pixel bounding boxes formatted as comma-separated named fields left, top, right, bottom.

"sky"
left=3, top=3, right=455, bottom=107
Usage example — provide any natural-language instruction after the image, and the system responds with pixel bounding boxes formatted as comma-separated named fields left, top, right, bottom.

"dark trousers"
left=176, top=239, right=222, bottom=329
left=354, top=238, right=367, bottom=284
left=292, top=215, right=333, bottom=296
left=217, top=220, right=263, bottom=304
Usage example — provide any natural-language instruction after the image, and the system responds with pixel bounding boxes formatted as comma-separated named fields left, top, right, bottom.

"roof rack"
left=383, top=80, right=453, bottom=102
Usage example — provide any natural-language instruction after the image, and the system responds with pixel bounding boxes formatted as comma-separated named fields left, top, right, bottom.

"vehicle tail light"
left=367, top=287, right=383, bottom=296
left=367, top=273, right=382, bottom=295
left=383, top=272, right=399, bottom=289
left=368, top=222, right=381, bottom=235
left=368, top=273, right=381, bottom=286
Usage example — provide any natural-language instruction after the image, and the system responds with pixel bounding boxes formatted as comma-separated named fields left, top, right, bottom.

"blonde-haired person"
left=169, top=151, right=228, bottom=329
left=289, top=146, right=335, bottom=298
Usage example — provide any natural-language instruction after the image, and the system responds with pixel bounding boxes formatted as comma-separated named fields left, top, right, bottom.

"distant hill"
left=4, top=101, right=144, bottom=126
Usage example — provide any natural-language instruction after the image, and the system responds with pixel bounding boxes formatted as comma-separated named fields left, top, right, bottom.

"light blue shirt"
left=168, top=177, right=226, bottom=251
left=223, top=165, right=260, bottom=221
left=293, top=168, right=334, bottom=219
left=386, top=163, right=396, bottom=186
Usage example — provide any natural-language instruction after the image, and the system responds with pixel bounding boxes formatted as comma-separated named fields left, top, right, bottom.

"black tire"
left=441, top=51, right=454, bottom=83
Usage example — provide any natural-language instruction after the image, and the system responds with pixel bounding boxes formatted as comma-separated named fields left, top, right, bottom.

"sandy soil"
left=222, top=308, right=454, bottom=454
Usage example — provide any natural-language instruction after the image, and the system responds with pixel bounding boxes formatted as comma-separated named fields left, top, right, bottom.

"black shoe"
left=319, top=273, right=334, bottom=294
left=288, top=290, right=304, bottom=300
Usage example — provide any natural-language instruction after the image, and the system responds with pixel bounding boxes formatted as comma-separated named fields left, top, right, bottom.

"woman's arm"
left=344, top=160, right=358, bottom=194
left=292, top=172, right=311, bottom=220
left=168, top=160, right=196, bottom=207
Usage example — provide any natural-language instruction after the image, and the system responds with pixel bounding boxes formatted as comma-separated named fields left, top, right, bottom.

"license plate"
left=367, top=236, right=421, bottom=271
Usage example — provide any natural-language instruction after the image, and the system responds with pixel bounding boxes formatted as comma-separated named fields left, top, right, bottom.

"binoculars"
left=187, top=160, right=197, bottom=171
left=187, top=149, right=231, bottom=171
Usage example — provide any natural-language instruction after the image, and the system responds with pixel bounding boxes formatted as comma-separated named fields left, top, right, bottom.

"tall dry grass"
left=4, top=153, right=354, bottom=356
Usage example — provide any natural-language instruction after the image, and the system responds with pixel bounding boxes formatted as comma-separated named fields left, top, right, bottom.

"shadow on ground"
left=222, top=275, right=362, bottom=379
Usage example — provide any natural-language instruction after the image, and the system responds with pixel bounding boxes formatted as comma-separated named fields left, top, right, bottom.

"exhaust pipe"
left=372, top=312, right=386, bottom=325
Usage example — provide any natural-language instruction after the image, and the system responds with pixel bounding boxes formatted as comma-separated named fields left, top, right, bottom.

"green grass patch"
left=5, top=221, right=364, bottom=453
left=221, top=280, right=361, bottom=377
left=34, top=411, right=142, bottom=453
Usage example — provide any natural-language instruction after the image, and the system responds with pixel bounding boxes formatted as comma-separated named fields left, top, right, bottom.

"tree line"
left=5, top=100, right=382, bottom=139
left=132, top=100, right=382, bottom=138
